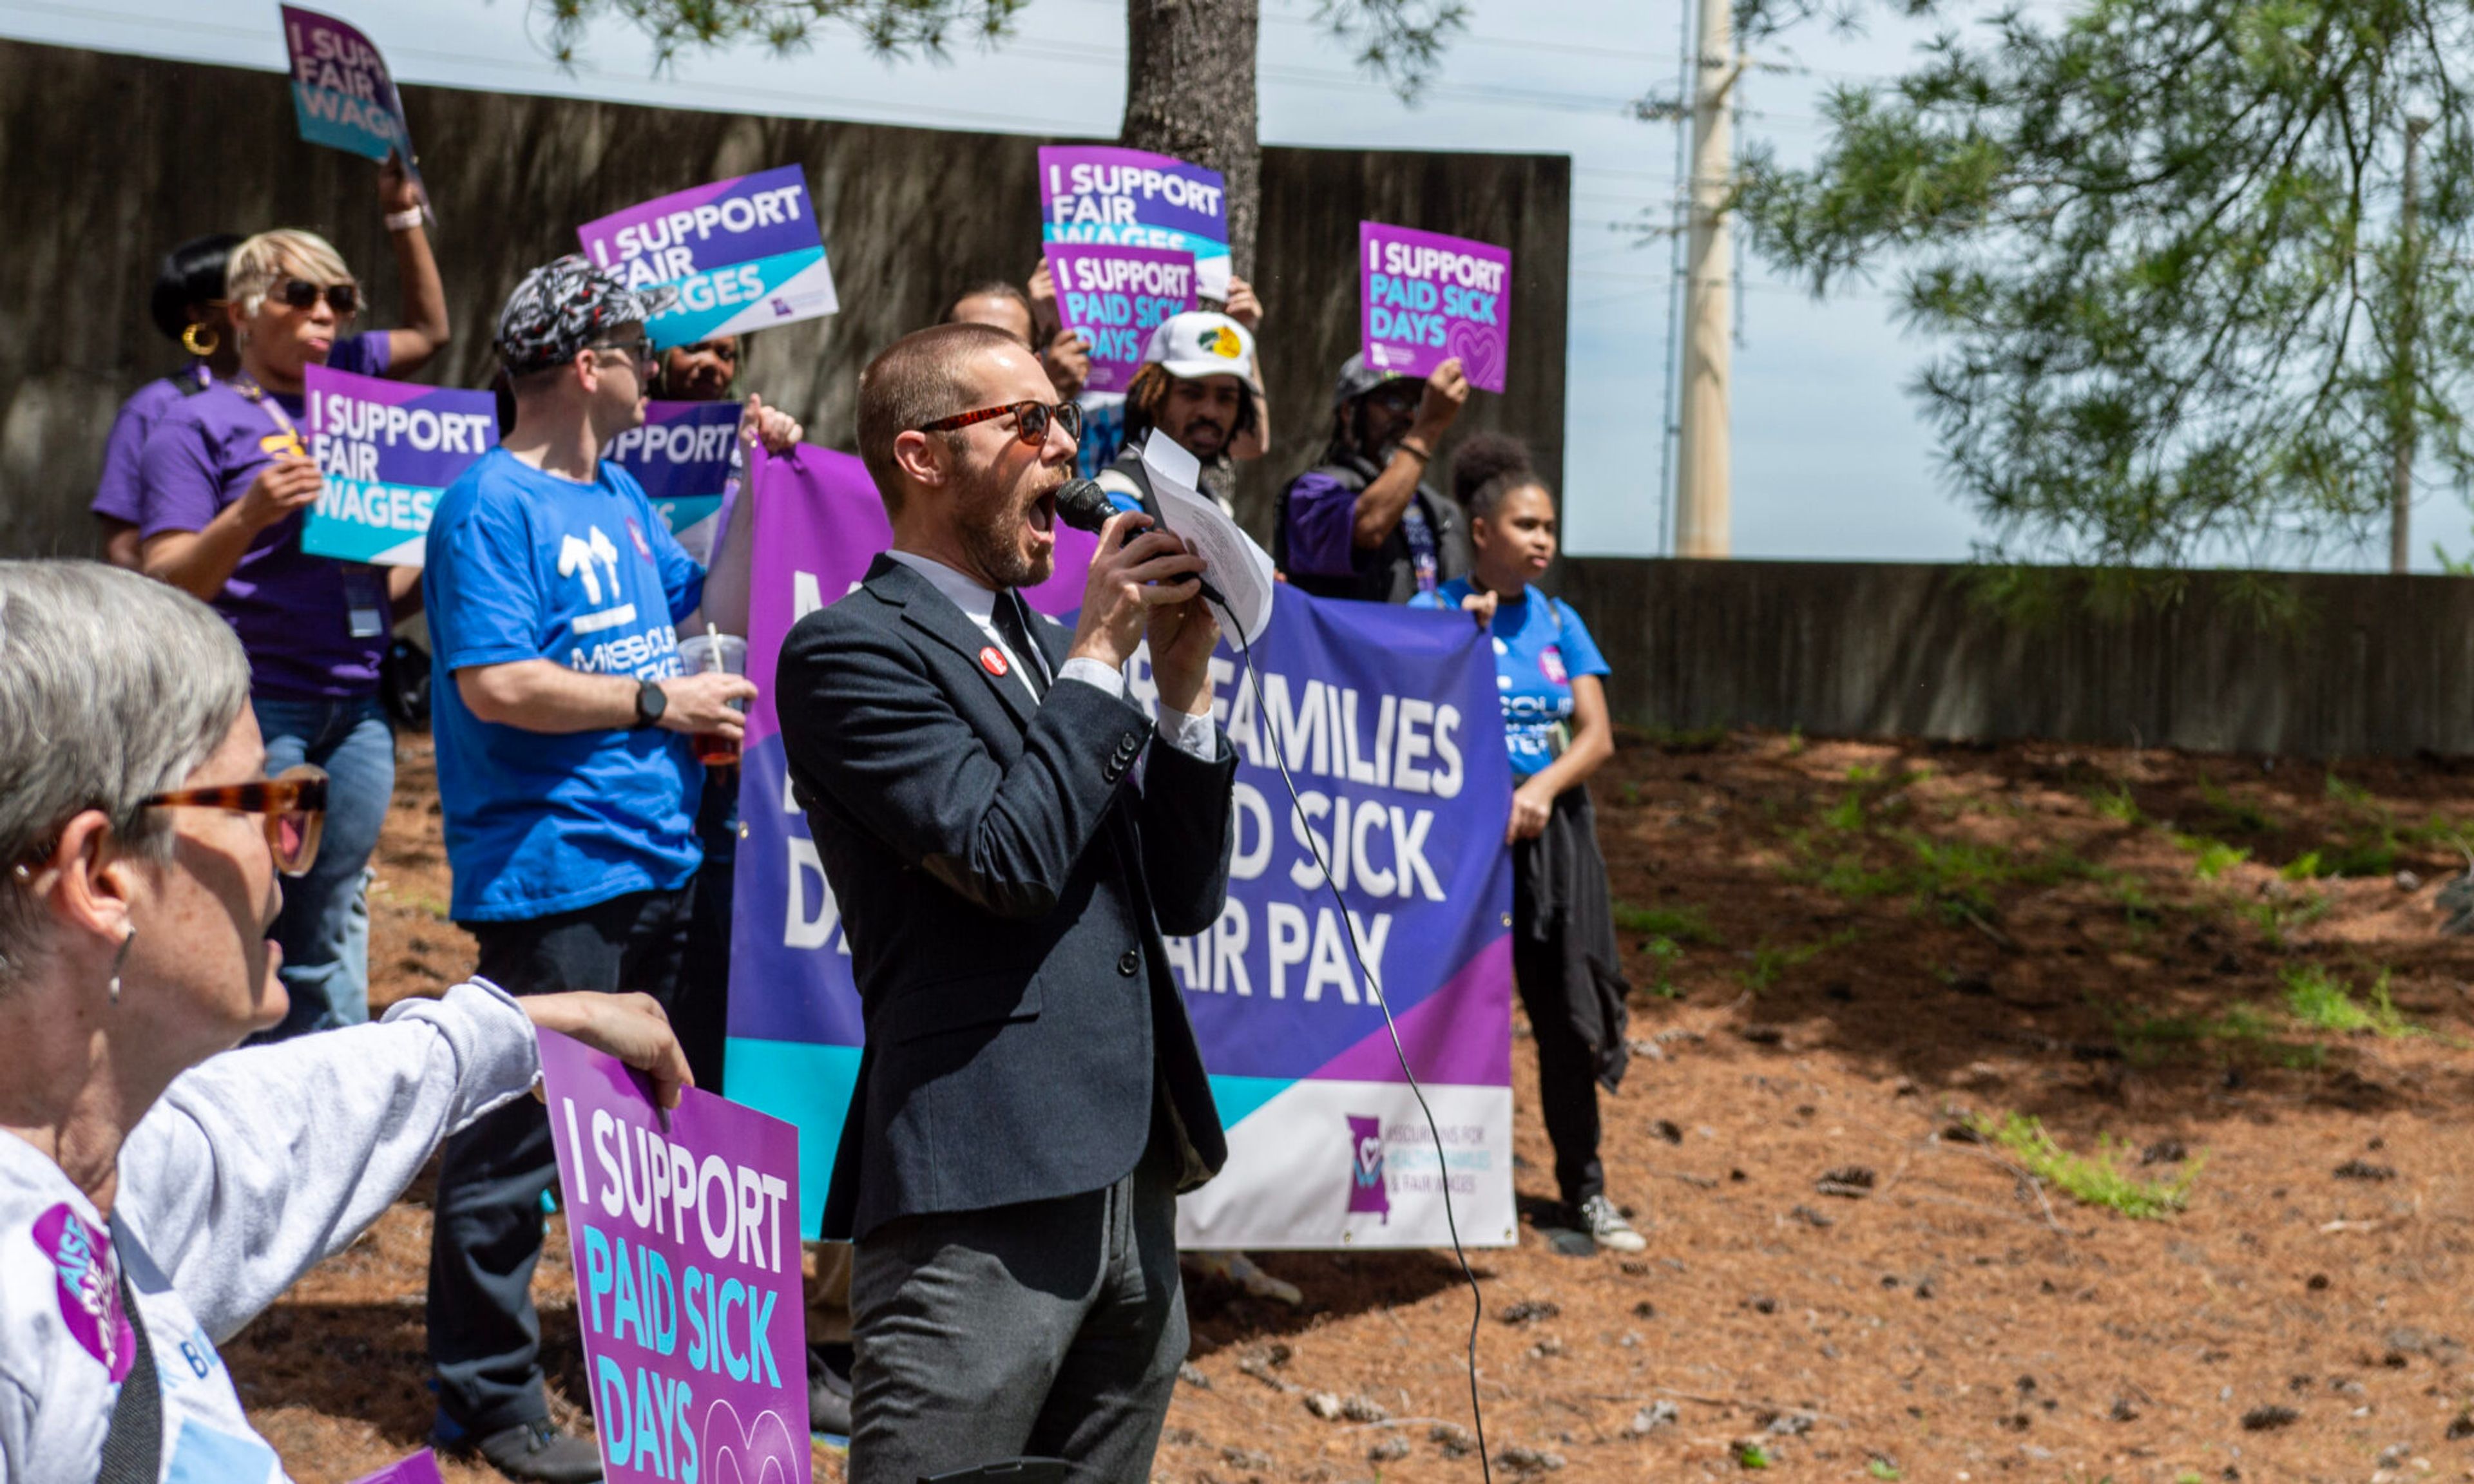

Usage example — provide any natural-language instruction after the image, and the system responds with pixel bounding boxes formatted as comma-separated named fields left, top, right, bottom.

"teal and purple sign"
left=1042, top=244, right=1198, bottom=395
left=722, top=446, right=1516, bottom=1250
left=579, top=166, right=838, bottom=351
left=299, top=364, right=496, bottom=566
left=605, top=401, right=742, bottom=560
left=1360, top=222, right=1513, bottom=394
left=539, top=1028, right=809, bottom=1484
left=1039, top=145, right=1232, bottom=301
left=281, top=7, right=419, bottom=179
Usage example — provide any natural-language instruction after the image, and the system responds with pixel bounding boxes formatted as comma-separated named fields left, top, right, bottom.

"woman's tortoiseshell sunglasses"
left=137, top=763, right=330, bottom=877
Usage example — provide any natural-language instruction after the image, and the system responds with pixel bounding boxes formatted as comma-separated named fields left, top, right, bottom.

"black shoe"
left=809, top=1345, right=854, bottom=1436
left=471, top=1420, right=604, bottom=1483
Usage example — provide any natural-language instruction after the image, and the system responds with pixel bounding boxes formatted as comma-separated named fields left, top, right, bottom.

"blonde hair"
left=225, top=229, right=356, bottom=316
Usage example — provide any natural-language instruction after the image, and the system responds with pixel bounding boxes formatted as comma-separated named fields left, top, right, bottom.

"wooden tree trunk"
left=1118, top=0, right=1261, bottom=283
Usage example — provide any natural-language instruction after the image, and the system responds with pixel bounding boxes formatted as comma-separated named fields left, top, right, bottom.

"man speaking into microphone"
left=776, top=322, right=1234, bottom=1482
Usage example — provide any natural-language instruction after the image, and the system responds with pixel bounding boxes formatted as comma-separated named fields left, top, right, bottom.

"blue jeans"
left=254, top=695, right=393, bottom=1037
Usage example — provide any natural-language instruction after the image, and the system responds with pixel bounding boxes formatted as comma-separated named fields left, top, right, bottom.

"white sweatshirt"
left=0, top=980, right=541, bottom=1484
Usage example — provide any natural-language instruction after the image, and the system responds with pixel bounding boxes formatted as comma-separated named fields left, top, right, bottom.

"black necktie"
left=990, top=591, right=1050, bottom=699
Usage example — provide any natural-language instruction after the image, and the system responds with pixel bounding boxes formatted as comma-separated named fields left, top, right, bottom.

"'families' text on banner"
left=298, top=364, right=496, bottom=566
left=722, top=448, right=1517, bottom=1249
left=1042, top=244, right=1198, bottom=395
left=579, top=166, right=839, bottom=350
left=539, top=1029, right=809, bottom=1484
left=1360, top=222, right=1513, bottom=394
left=1039, top=146, right=1232, bottom=301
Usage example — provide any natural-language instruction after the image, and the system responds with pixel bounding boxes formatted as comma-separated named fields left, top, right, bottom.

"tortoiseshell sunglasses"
left=140, top=763, right=329, bottom=877
left=916, top=399, right=1084, bottom=447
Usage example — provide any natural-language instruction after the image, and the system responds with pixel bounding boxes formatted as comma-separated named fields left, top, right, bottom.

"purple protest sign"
left=1043, top=244, right=1197, bottom=395
left=1040, top=145, right=1232, bottom=300
left=579, top=166, right=838, bottom=350
left=300, top=363, right=498, bottom=566
left=1359, top=222, right=1513, bottom=394
left=539, top=1029, right=809, bottom=1484
left=346, top=1453, right=445, bottom=1484
left=280, top=7, right=421, bottom=193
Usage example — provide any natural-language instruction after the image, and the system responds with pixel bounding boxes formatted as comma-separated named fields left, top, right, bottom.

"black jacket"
left=1272, top=450, right=1472, bottom=604
left=776, top=555, right=1235, bottom=1241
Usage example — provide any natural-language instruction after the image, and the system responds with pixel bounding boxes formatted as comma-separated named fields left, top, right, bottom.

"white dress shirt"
left=886, top=550, right=1216, bottom=760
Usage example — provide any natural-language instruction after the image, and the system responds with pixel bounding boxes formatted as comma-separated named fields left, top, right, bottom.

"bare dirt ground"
left=231, top=730, right=2474, bottom=1484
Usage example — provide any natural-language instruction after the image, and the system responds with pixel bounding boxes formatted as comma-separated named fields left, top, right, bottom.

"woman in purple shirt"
left=135, top=195, right=452, bottom=1041
left=91, top=235, right=244, bottom=571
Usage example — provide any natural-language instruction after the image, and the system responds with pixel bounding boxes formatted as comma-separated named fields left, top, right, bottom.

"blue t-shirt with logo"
left=1413, top=578, right=1609, bottom=778
left=423, top=448, right=707, bottom=922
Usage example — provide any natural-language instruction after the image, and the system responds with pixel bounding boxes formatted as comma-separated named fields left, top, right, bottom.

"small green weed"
left=1972, top=1112, right=2201, bottom=1219
left=1613, top=902, right=1720, bottom=945
left=2325, top=770, right=2375, bottom=809
left=2281, top=963, right=2417, bottom=1037
left=1642, top=938, right=1687, bottom=998
left=1822, top=791, right=1866, bottom=832
left=2279, top=851, right=2323, bottom=880
left=1734, top=930, right=1858, bottom=993
left=2172, top=833, right=2250, bottom=880
left=1865, top=1463, right=1900, bottom=1482
left=1845, top=762, right=1883, bottom=785
left=2197, top=774, right=2277, bottom=834
left=1783, top=727, right=1805, bottom=757
left=1645, top=724, right=1730, bottom=753
left=1733, top=1441, right=1772, bottom=1469
left=2087, top=783, right=2143, bottom=825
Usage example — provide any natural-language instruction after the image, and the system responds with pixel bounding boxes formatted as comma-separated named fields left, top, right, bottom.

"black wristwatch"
left=632, top=678, right=667, bottom=730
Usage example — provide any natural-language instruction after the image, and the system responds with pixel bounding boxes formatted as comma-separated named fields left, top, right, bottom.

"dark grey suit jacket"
left=776, top=554, right=1235, bottom=1242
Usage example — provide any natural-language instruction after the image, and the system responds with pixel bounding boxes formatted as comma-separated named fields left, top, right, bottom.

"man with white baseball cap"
left=1093, top=309, right=1271, bottom=517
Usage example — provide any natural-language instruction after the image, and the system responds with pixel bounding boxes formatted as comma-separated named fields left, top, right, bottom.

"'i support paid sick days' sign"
left=298, top=364, right=495, bottom=566
left=1043, top=245, right=1196, bottom=395
left=281, top=8, right=418, bottom=169
left=1361, top=222, right=1512, bottom=394
left=1040, top=146, right=1231, bottom=300
left=580, top=166, right=839, bottom=351
left=540, top=1029, right=808, bottom=1484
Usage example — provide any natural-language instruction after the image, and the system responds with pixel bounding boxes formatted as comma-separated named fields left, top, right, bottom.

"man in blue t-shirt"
left=419, top=256, right=755, bottom=1483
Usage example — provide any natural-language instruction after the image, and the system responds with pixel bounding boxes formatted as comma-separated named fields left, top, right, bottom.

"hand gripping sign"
left=540, top=1029, right=809, bottom=1484
left=1039, top=145, right=1232, bottom=301
left=1359, top=222, right=1514, bottom=394
left=579, top=166, right=840, bottom=351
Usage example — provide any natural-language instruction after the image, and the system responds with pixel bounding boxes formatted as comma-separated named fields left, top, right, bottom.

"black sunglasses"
left=917, top=399, right=1084, bottom=447
left=273, top=278, right=360, bottom=317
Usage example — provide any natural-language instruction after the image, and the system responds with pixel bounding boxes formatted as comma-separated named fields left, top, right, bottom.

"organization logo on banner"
left=1347, top=1115, right=1390, bottom=1223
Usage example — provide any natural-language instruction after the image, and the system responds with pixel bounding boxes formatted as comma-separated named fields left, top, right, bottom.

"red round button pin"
left=979, top=645, right=1010, bottom=677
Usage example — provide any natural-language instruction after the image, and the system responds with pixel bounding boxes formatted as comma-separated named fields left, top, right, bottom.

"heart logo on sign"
left=1446, top=319, right=1503, bottom=391
left=699, top=1400, right=805, bottom=1484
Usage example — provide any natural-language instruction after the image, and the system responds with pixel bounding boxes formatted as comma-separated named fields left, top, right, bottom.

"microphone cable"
left=1207, top=600, right=1495, bottom=1484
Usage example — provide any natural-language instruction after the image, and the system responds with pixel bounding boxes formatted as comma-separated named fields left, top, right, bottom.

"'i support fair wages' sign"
left=1039, top=146, right=1232, bottom=301
left=579, top=167, right=839, bottom=351
left=281, top=8, right=419, bottom=173
left=1042, top=244, right=1197, bottom=395
left=1360, top=222, right=1513, bottom=394
left=539, top=1030, right=809, bottom=1484
left=298, top=365, right=495, bottom=566
left=720, top=446, right=1518, bottom=1251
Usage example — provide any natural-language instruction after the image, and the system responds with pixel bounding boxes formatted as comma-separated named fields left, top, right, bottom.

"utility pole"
left=2393, top=114, right=2431, bottom=575
left=1673, top=0, right=1740, bottom=558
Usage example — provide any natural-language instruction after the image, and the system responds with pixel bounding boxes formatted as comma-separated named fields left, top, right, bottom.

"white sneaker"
left=1579, top=1195, right=1647, bottom=1253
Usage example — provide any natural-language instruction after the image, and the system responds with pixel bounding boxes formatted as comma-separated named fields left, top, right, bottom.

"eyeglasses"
left=917, top=399, right=1084, bottom=448
left=591, top=336, right=656, bottom=369
left=140, top=764, right=329, bottom=877
left=272, top=278, right=361, bottom=317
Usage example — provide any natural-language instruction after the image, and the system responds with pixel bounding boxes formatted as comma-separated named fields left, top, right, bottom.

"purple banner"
left=539, top=1029, right=809, bottom=1484
left=1042, top=244, right=1198, bottom=395
left=1359, top=222, right=1513, bottom=394
left=1039, top=145, right=1232, bottom=300
left=300, top=363, right=497, bottom=566
left=281, top=7, right=417, bottom=173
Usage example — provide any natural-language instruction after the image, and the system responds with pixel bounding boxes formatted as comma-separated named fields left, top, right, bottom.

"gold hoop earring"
left=180, top=322, right=220, bottom=358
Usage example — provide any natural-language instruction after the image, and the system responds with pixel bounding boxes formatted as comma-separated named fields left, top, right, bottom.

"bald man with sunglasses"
left=774, top=322, right=1234, bottom=1484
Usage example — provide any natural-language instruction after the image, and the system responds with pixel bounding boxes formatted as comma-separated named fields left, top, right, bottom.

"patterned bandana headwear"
left=494, top=254, right=676, bottom=377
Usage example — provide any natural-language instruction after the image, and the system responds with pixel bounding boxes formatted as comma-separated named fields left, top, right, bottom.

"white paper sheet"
left=1140, top=436, right=1276, bottom=645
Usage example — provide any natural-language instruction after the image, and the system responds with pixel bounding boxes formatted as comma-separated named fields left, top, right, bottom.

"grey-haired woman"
left=0, top=560, right=689, bottom=1483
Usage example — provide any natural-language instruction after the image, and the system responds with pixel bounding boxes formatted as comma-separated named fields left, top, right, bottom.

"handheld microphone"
left=1053, top=478, right=1230, bottom=612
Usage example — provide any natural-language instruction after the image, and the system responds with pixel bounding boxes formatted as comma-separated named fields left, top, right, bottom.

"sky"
left=6, top=0, right=2447, bottom=566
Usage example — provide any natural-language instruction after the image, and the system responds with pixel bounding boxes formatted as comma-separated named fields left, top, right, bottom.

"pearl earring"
left=108, top=929, right=134, bottom=1006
